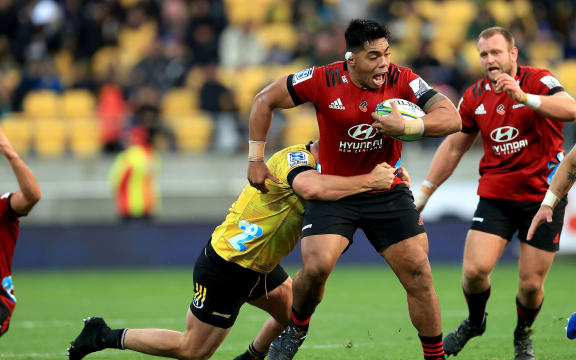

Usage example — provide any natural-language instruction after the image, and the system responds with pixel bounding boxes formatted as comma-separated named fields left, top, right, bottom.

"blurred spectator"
left=466, top=8, right=496, bottom=40
left=158, top=0, right=189, bottom=44
left=199, top=63, right=240, bottom=152
left=98, top=76, right=127, bottom=153
left=219, top=21, right=265, bottom=69
left=187, top=0, right=227, bottom=65
left=12, top=57, right=62, bottom=111
left=130, top=39, right=188, bottom=94
left=108, top=126, right=160, bottom=223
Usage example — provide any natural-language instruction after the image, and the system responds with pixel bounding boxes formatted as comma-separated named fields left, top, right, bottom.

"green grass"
left=1, top=261, right=575, bottom=359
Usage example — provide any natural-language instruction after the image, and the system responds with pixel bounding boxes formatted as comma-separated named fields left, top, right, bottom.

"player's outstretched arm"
left=414, top=131, right=477, bottom=212
left=0, top=128, right=41, bottom=215
left=248, top=76, right=298, bottom=193
left=527, top=144, right=576, bottom=240
left=291, top=162, right=396, bottom=201
left=495, top=73, right=576, bottom=122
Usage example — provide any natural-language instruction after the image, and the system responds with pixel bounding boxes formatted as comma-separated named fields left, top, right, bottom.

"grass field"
left=1, top=260, right=575, bottom=360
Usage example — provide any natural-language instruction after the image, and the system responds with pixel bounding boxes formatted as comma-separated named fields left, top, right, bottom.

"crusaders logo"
left=359, top=101, right=368, bottom=112
left=496, top=104, right=505, bottom=115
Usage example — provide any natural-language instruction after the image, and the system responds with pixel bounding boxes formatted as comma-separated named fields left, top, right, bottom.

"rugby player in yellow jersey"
left=67, top=141, right=407, bottom=360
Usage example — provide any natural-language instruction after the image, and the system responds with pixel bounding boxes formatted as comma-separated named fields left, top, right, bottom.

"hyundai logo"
left=490, top=126, right=519, bottom=143
left=348, top=124, right=378, bottom=140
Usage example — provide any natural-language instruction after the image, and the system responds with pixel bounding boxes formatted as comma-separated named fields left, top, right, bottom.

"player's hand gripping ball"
left=374, top=98, right=425, bottom=141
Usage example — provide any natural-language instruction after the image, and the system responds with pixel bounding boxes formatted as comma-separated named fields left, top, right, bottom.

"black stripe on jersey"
left=330, top=68, right=336, bottom=87
left=472, top=85, right=477, bottom=98
left=520, top=72, right=531, bottom=87
left=547, top=87, right=565, bottom=96
left=462, top=125, right=479, bottom=134
left=286, top=75, right=304, bottom=105
left=416, top=89, right=439, bottom=110
left=476, top=81, right=483, bottom=97
left=325, top=70, right=331, bottom=87
left=335, top=67, right=342, bottom=85
left=388, top=68, right=400, bottom=85
left=287, top=166, right=316, bottom=188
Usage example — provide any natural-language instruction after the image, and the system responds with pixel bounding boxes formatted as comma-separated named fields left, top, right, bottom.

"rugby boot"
left=443, top=313, right=487, bottom=356
left=567, top=312, right=576, bottom=339
left=513, top=328, right=535, bottom=360
left=268, top=323, right=307, bottom=360
left=67, top=317, right=111, bottom=360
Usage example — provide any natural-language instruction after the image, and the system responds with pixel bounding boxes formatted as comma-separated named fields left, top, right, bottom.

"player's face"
left=477, top=34, right=518, bottom=83
left=349, top=38, right=391, bottom=89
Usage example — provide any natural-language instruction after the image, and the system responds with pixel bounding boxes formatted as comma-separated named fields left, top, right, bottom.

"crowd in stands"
left=0, top=0, right=576, bottom=157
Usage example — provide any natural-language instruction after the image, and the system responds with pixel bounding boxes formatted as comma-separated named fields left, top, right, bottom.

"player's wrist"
left=248, top=140, right=266, bottom=162
left=420, top=179, right=436, bottom=196
left=404, top=118, right=424, bottom=138
left=541, top=189, right=559, bottom=209
left=519, top=92, right=542, bottom=110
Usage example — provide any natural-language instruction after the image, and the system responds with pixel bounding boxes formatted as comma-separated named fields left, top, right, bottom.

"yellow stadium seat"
left=556, top=60, right=576, bottom=95
left=69, top=119, right=101, bottom=157
left=162, top=88, right=197, bottom=118
left=62, top=90, right=96, bottom=120
left=172, top=112, right=213, bottom=153
left=258, top=23, right=298, bottom=52
left=486, top=0, right=515, bottom=27
left=529, top=42, right=562, bottom=63
left=92, top=47, right=119, bottom=78
left=0, top=114, right=31, bottom=156
left=23, top=90, right=60, bottom=120
left=32, top=119, right=67, bottom=157
left=283, top=109, right=319, bottom=147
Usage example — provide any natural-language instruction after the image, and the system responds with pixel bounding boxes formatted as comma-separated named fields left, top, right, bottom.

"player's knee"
left=463, top=264, right=490, bottom=284
left=518, top=277, right=543, bottom=298
left=300, top=262, right=332, bottom=284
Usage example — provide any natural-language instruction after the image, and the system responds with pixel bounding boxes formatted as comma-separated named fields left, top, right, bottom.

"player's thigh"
left=462, top=230, right=508, bottom=277
left=300, top=234, right=349, bottom=273
left=248, top=276, right=292, bottom=324
left=181, top=308, right=231, bottom=357
left=379, top=232, right=433, bottom=287
left=518, top=242, right=555, bottom=286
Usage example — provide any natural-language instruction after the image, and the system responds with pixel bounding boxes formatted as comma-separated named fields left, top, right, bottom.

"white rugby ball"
left=375, top=98, right=425, bottom=141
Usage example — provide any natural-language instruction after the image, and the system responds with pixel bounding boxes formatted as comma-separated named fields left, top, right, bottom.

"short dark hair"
left=478, top=26, right=515, bottom=48
left=345, top=19, right=390, bottom=52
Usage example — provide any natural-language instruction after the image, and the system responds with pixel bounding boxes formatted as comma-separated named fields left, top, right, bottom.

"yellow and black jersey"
left=211, top=144, right=316, bottom=273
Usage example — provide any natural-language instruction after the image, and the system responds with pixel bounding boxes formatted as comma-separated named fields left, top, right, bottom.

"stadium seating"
left=0, top=114, right=31, bottom=156
left=62, top=90, right=97, bottom=120
left=171, top=112, right=213, bottom=153
left=283, top=108, right=319, bottom=146
left=23, top=90, right=60, bottom=120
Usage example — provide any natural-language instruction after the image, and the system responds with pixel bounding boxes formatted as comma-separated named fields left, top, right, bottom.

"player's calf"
left=67, top=317, right=126, bottom=360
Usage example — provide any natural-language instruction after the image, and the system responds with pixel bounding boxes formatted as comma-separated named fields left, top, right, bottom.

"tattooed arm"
left=528, top=145, right=576, bottom=240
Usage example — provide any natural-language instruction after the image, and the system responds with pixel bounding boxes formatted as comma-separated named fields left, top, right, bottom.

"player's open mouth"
left=373, top=73, right=386, bottom=85
left=488, top=66, right=499, bottom=73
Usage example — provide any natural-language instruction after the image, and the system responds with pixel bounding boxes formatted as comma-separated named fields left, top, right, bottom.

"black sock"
left=515, top=297, right=542, bottom=336
left=102, top=328, right=127, bottom=349
left=291, top=306, right=312, bottom=332
left=237, top=342, right=266, bottom=359
left=464, top=287, right=490, bottom=325
left=419, top=334, right=445, bottom=360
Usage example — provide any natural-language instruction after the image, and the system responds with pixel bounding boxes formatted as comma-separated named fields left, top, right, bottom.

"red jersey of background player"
left=287, top=61, right=439, bottom=186
left=0, top=193, right=20, bottom=334
left=459, top=65, right=565, bottom=202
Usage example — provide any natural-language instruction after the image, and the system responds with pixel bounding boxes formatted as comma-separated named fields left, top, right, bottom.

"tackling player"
left=67, top=141, right=400, bottom=360
left=0, top=127, right=42, bottom=336
left=247, top=19, right=461, bottom=360
left=415, top=27, right=576, bottom=360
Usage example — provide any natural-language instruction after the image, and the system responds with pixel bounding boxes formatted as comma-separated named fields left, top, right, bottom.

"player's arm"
left=414, top=131, right=477, bottom=211
left=495, top=73, right=576, bottom=122
left=371, top=94, right=461, bottom=139
left=0, top=128, right=41, bottom=216
left=248, top=76, right=299, bottom=193
left=527, top=144, right=576, bottom=240
left=291, top=162, right=396, bottom=201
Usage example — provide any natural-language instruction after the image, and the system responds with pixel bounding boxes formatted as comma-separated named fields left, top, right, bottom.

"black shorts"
left=301, top=184, right=426, bottom=252
left=470, top=196, right=568, bottom=252
left=189, top=241, right=289, bottom=328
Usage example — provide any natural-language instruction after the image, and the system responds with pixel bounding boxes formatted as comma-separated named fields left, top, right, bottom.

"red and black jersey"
left=459, top=66, right=565, bottom=202
left=0, top=193, right=19, bottom=304
left=287, top=61, right=439, bottom=187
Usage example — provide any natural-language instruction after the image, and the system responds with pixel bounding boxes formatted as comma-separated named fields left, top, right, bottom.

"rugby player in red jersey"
left=247, top=19, right=461, bottom=360
left=0, top=127, right=41, bottom=337
left=415, top=27, right=576, bottom=360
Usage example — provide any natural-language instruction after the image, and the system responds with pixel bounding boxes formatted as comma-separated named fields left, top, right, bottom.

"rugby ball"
left=374, top=98, right=425, bottom=141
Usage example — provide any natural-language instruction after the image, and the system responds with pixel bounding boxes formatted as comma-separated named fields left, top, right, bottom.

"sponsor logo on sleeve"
left=409, top=78, right=432, bottom=99
left=539, top=75, right=561, bottom=89
left=288, top=151, right=310, bottom=168
left=292, top=67, right=315, bottom=85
